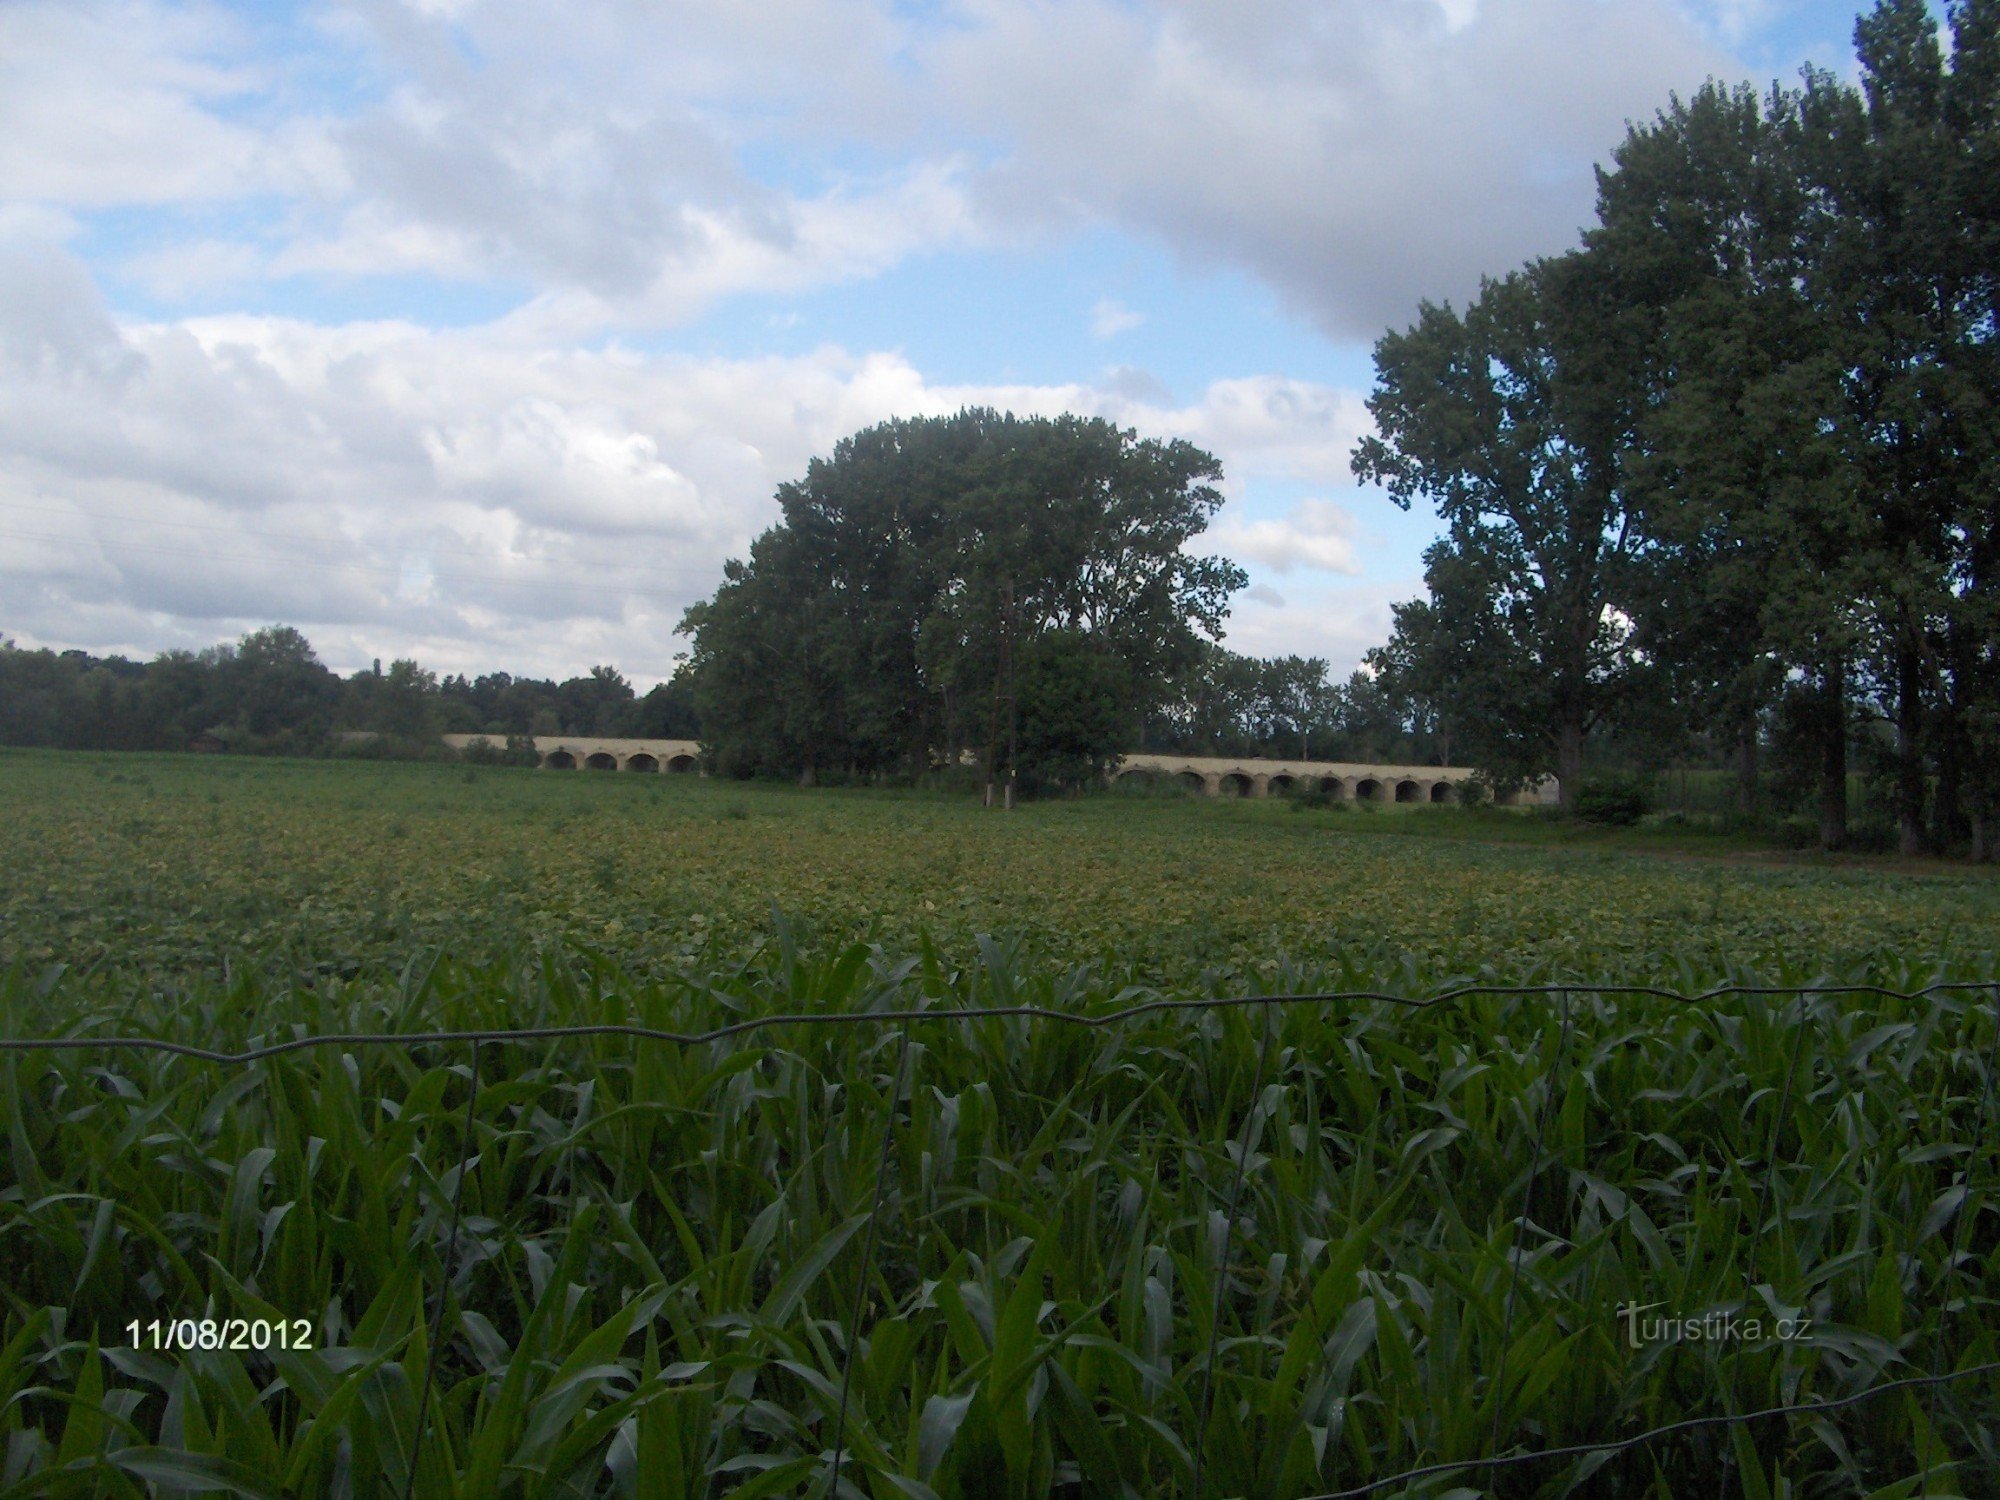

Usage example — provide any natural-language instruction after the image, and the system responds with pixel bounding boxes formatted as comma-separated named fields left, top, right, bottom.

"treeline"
left=0, top=619, right=1425, bottom=772
left=1357, top=0, right=2000, bottom=856
left=0, top=626, right=698, bottom=755
left=1142, top=646, right=1446, bottom=765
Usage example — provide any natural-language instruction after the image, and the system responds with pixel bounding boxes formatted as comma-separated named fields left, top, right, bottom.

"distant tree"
left=231, top=625, right=341, bottom=745
left=624, top=671, right=701, bottom=738
left=558, top=665, right=635, bottom=736
left=350, top=659, right=441, bottom=744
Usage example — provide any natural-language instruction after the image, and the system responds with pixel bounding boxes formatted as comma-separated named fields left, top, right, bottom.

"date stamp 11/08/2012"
left=126, top=1318, right=316, bottom=1352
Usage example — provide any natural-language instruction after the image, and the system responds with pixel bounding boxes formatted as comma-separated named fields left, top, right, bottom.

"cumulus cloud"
left=0, top=0, right=1813, bottom=682
left=927, top=0, right=1728, bottom=338
left=0, top=239, right=1382, bottom=679
left=3, top=0, right=1740, bottom=337
left=1211, top=498, right=1364, bottom=576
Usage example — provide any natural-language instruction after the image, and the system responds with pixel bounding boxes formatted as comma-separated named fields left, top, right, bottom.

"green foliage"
left=1573, top=774, right=1653, bottom=826
left=2, top=748, right=1998, bottom=1492
left=1358, top=1, right=2000, bottom=854
left=2, top=939, right=1996, bottom=1494
left=678, top=408, right=1244, bottom=785
left=1012, top=629, right=1131, bottom=791
left=457, top=735, right=543, bottom=769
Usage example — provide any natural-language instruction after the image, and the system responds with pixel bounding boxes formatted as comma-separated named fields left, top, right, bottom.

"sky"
left=0, top=0, right=1876, bottom=686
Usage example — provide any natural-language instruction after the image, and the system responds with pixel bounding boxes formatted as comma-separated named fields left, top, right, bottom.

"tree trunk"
left=1930, top=622, right=1972, bottom=854
left=1734, top=711, right=1760, bottom=817
left=1555, top=717, right=1584, bottom=811
left=797, top=757, right=816, bottom=788
left=1895, top=638, right=1926, bottom=856
left=1818, top=658, right=1848, bottom=852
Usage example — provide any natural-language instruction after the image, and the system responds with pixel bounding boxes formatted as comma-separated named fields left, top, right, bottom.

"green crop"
left=4, top=749, right=1997, bottom=988
left=2, top=938, right=1997, bottom=1496
left=3, top=750, right=1998, bottom=1495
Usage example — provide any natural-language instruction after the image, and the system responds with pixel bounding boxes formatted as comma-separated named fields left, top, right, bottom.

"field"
left=3, top=749, right=1999, bottom=1496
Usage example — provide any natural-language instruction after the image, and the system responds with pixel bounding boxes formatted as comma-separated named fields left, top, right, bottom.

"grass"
left=2, top=748, right=1998, bottom=1495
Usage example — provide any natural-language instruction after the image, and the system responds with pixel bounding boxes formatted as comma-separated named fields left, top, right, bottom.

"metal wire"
left=1298, top=1359, right=2000, bottom=1500
left=5, top=979, right=1997, bottom=1064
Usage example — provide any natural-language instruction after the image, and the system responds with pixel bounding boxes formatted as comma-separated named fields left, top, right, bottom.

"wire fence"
left=5, top=977, right=1998, bottom=1498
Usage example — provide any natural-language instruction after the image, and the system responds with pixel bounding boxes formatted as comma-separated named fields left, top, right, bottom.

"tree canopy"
left=1356, top=0, right=2000, bottom=850
left=677, top=408, right=1245, bottom=790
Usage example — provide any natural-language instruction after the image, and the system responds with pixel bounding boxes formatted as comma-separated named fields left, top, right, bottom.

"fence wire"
left=5, top=977, right=1998, bottom=1498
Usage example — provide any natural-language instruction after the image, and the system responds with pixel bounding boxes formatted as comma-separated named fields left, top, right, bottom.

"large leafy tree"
left=1587, top=79, right=1872, bottom=845
left=1583, top=1, right=2000, bottom=851
left=1353, top=254, right=1644, bottom=806
left=679, top=409, right=1242, bottom=787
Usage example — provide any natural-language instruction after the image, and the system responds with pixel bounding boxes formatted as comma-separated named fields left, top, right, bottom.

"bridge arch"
left=544, top=749, right=576, bottom=770
left=1176, top=770, right=1206, bottom=794
left=1218, top=771, right=1253, bottom=798
left=1267, top=773, right=1296, bottom=796
left=1355, top=777, right=1383, bottom=801
left=1395, top=779, right=1421, bottom=802
left=585, top=751, right=619, bottom=771
left=1430, top=781, right=1457, bottom=803
left=625, top=753, right=658, bottom=773
left=666, top=754, right=697, bottom=773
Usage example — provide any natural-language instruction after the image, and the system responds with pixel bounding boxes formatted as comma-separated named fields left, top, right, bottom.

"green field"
left=3, top=751, right=1998, bottom=1496
left=4, top=750, right=1996, bottom=986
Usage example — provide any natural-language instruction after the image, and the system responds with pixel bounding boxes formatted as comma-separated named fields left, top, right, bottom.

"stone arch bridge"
left=1108, top=753, right=1557, bottom=805
left=444, top=735, right=1559, bottom=804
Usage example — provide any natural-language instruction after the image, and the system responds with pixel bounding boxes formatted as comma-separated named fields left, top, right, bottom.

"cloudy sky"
left=1, top=0, right=1868, bottom=685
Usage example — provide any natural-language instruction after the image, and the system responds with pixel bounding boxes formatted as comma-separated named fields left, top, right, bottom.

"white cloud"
left=927, top=0, right=1729, bottom=337
left=1090, top=298, right=1146, bottom=338
left=1211, top=497, right=1364, bottom=576
left=0, top=241, right=1387, bottom=679
left=0, top=1, right=332, bottom=207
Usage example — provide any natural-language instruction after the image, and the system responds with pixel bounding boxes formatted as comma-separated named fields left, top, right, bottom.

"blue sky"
left=0, top=0, right=1889, bottom=684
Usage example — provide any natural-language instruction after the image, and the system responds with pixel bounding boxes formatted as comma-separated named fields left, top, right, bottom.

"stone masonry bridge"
left=444, top=735, right=1559, bottom=804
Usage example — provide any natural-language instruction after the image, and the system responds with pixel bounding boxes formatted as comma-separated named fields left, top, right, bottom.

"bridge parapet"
left=438, top=736, right=1560, bottom=803
left=1107, top=753, right=1559, bottom=805
left=442, top=734, right=703, bottom=774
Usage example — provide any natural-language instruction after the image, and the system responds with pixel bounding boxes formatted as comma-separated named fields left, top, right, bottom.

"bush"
left=458, top=735, right=541, bottom=769
left=1288, top=785, right=1347, bottom=812
left=1573, top=774, right=1652, bottom=826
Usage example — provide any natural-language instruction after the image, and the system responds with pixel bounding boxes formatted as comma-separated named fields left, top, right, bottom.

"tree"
left=231, top=624, right=340, bottom=745
left=679, top=409, right=1243, bottom=789
left=1013, top=629, right=1133, bottom=791
left=1353, top=255, right=1644, bottom=807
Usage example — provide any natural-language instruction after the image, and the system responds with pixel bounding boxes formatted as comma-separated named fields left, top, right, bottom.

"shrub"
left=1574, top=774, right=1652, bottom=826
left=458, top=735, right=540, bottom=769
